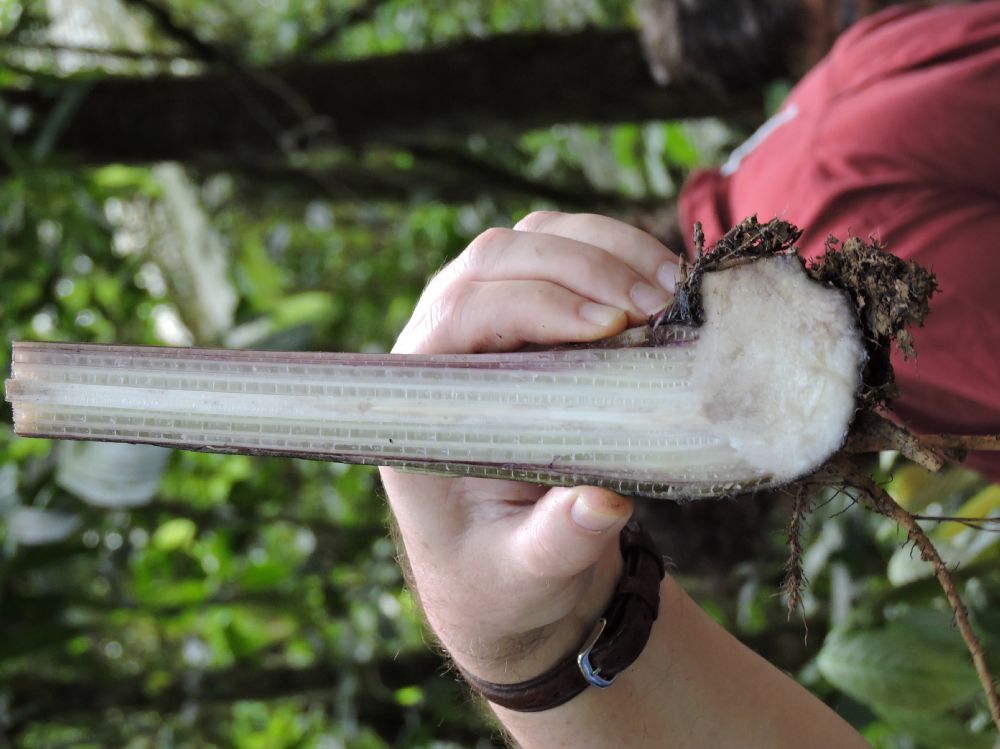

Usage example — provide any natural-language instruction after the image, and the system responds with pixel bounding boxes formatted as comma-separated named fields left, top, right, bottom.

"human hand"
left=379, top=211, right=680, bottom=684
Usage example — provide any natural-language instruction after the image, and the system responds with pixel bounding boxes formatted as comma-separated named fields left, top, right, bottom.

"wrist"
left=441, top=548, right=624, bottom=684
left=456, top=521, right=665, bottom=712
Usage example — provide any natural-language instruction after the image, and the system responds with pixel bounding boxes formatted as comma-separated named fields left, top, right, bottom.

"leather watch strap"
left=459, top=520, right=665, bottom=712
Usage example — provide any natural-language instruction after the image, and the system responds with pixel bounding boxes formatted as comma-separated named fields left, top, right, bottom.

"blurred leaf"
left=236, top=235, right=290, bottom=308
left=662, top=123, right=701, bottom=168
left=886, top=464, right=983, bottom=513
left=56, top=441, right=171, bottom=507
left=818, top=609, right=981, bottom=715
left=764, top=80, right=794, bottom=117
left=224, top=611, right=296, bottom=659
left=90, top=164, right=158, bottom=191
left=152, top=163, right=237, bottom=342
left=271, top=290, right=338, bottom=328
left=152, top=518, right=197, bottom=551
left=939, top=484, right=1000, bottom=539
left=6, top=507, right=80, bottom=545
left=611, top=124, right=641, bottom=170
left=888, top=518, right=1000, bottom=586
left=877, top=708, right=995, bottom=749
left=394, top=685, right=424, bottom=706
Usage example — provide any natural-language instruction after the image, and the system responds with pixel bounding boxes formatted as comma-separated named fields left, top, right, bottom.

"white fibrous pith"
left=692, top=256, right=864, bottom=482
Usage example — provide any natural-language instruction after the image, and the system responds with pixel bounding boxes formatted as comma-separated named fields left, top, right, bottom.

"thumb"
left=511, top=486, right=634, bottom=580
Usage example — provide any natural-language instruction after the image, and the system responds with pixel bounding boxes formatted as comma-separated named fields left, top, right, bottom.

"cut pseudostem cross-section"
left=5, top=254, right=865, bottom=500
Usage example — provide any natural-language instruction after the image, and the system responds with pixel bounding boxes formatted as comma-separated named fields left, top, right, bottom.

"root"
left=827, top=457, right=1000, bottom=734
left=845, top=412, right=948, bottom=471
left=910, top=515, right=1000, bottom=533
left=845, top=411, right=1000, bottom=470
left=782, top=485, right=809, bottom=621
left=917, top=434, right=1000, bottom=457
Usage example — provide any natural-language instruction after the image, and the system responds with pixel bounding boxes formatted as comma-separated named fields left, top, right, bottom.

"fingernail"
left=630, top=282, right=671, bottom=316
left=657, top=262, right=680, bottom=292
left=571, top=493, right=624, bottom=532
left=579, top=302, right=624, bottom=327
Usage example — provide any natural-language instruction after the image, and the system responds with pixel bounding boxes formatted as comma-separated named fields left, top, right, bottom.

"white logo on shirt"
left=721, top=103, right=800, bottom=177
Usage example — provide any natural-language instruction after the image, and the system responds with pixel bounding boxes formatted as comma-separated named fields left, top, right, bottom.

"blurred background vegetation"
left=1, top=1, right=999, bottom=747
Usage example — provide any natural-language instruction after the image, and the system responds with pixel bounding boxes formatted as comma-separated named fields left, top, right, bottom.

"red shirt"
left=679, top=2, right=1000, bottom=480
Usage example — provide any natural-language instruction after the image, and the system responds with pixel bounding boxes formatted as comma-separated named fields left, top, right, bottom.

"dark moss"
left=653, top=215, right=938, bottom=407
left=808, top=234, right=938, bottom=405
left=652, top=215, right=801, bottom=331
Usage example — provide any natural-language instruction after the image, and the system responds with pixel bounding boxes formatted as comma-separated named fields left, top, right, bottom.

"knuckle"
left=461, top=227, right=513, bottom=274
left=513, top=210, right=558, bottom=232
left=468, top=226, right=512, bottom=255
left=427, top=282, right=477, bottom=350
left=427, top=285, right=465, bottom=332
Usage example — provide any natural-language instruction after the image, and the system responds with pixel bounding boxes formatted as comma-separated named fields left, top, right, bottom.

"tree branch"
left=219, top=150, right=667, bottom=209
left=0, top=39, right=191, bottom=62
left=2, top=30, right=761, bottom=169
left=408, top=143, right=667, bottom=209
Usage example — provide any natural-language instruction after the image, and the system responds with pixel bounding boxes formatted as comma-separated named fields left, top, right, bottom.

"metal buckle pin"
left=576, top=617, right=616, bottom=689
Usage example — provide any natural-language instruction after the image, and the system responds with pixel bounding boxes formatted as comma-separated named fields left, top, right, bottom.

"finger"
left=510, top=485, right=634, bottom=581
left=514, top=211, right=681, bottom=292
left=434, top=228, right=672, bottom=324
left=394, top=279, right=628, bottom=355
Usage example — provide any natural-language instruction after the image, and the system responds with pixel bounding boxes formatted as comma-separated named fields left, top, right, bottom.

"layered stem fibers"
left=6, top=256, right=865, bottom=500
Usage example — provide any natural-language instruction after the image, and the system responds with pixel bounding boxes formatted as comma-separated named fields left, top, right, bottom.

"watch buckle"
left=576, top=617, right=616, bottom=689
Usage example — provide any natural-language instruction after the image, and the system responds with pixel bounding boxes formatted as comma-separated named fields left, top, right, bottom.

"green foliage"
left=0, top=159, right=496, bottom=745
left=818, top=610, right=981, bottom=714
left=789, top=459, right=1000, bottom=748
left=819, top=610, right=995, bottom=749
left=1, top=2, right=997, bottom=748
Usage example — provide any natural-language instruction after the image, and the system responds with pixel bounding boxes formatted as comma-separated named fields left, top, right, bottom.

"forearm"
left=493, top=576, right=870, bottom=749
